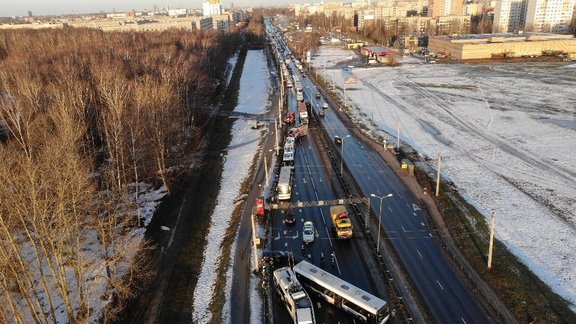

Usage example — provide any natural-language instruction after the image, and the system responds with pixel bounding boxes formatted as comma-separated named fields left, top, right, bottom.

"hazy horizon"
left=0, top=0, right=295, bottom=17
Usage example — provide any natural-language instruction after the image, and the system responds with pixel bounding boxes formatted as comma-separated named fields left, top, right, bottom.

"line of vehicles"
left=266, top=17, right=388, bottom=324
left=270, top=16, right=354, bottom=244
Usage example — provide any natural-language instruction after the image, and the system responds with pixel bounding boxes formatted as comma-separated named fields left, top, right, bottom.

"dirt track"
left=116, top=48, right=248, bottom=323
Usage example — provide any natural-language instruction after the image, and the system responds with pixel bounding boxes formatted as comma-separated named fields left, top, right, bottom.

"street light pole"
left=340, top=135, right=351, bottom=174
left=370, top=193, right=393, bottom=253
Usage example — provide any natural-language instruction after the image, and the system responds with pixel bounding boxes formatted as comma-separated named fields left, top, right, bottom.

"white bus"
left=283, top=143, right=295, bottom=165
left=277, top=166, right=293, bottom=200
left=273, top=266, right=316, bottom=324
left=293, top=261, right=390, bottom=324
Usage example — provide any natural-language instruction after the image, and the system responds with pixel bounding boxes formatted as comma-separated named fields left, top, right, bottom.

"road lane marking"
left=325, top=227, right=334, bottom=248
left=436, top=280, right=444, bottom=290
left=461, top=318, right=467, bottom=324
left=417, top=250, right=423, bottom=258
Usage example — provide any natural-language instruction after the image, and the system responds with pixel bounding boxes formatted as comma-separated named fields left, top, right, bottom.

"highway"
left=298, top=49, right=491, bottom=323
left=265, top=17, right=491, bottom=323
left=269, top=79, right=384, bottom=323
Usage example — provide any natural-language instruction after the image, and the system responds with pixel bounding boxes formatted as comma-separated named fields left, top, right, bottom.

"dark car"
left=284, top=209, right=296, bottom=224
left=334, top=135, right=342, bottom=144
left=319, top=110, right=325, bottom=117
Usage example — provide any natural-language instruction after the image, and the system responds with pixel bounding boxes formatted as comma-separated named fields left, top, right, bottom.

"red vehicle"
left=284, top=112, right=295, bottom=124
left=256, top=197, right=265, bottom=221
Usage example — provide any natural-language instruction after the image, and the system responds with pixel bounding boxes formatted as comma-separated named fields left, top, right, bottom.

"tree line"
left=0, top=20, right=261, bottom=322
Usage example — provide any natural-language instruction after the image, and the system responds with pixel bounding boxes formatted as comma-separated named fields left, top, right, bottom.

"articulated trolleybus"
left=293, top=261, right=390, bottom=324
left=277, top=166, right=293, bottom=200
left=273, top=266, right=316, bottom=324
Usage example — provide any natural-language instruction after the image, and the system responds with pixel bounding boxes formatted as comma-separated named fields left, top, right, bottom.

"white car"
left=322, top=103, right=329, bottom=109
left=302, top=221, right=315, bottom=244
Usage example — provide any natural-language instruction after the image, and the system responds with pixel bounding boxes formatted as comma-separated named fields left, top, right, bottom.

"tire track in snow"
left=400, top=76, right=576, bottom=188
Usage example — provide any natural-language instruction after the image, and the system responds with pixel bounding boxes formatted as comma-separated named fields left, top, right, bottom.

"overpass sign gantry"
left=270, top=197, right=371, bottom=228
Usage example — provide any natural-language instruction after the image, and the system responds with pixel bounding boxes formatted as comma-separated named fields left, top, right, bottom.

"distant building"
left=106, top=13, right=127, bottom=19
left=494, top=0, right=576, bottom=34
left=191, top=16, right=214, bottom=30
left=230, top=10, right=245, bottom=23
left=167, top=9, right=187, bottom=17
left=203, top=0, right=223, bottom=17
left=429, top=0, right=464, bottom=18
left=493, top=0, right=528, bottom=33
left=360, top=46, right=399, bottom=63
left=212, top=14, right=230, bottom=31
left=525, top=0, right=576, bottom=33
left=428, top=33, right=576, bottom=60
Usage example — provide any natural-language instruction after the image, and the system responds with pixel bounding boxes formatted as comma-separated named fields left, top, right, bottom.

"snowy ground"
left=311, top=47, right=576, bottom=311
left=191, top=50, right=270, bottom=323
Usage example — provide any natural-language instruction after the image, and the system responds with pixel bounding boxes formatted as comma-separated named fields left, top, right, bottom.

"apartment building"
left=203, top=0, right=223, bottom=17
left=429, top=0, right=464, bottom=17
left=525, top=0, right=576, bottom=33
left=191, top=16, right=214, bottom=30
left=494, top=0, right=576, bottom=33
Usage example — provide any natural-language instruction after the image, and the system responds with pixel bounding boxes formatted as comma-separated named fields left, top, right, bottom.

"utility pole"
left=343, top=78, right=347, bottom=111
left=365, top=198, right=371, bottom=231
left=487, top=212, right=496, bottom=269
left=275, top=118, right=279, bottom=156
left=264, top=155, right=269, bottom=189
left=332, top=73, right=335, bottom=90
left=396, top=120, right=400, bottom=151
left=251, top=209, right=259, bottom=271
left=435, top=152, right=442, bottom=197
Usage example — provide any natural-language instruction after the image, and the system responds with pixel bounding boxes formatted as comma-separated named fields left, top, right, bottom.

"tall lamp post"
left=370, top=193, right=393, bottom=253
left=340, top=135, right=351, bottom=174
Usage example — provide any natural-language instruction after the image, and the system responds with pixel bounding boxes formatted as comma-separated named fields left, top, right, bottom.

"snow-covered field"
left=192, top=50, right=270, bottom=323
left=311, top=47, right=576, bottom=310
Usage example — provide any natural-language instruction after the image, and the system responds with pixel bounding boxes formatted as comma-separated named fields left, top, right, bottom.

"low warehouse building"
left=428, top=33, right=576, bottom=60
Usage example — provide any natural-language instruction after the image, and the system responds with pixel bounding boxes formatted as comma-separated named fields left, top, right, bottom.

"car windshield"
left=304, top=228, right=313, bottom=235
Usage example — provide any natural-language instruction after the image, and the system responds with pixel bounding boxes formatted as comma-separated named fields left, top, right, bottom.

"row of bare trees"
left=0, top=24, right=245, bottom=323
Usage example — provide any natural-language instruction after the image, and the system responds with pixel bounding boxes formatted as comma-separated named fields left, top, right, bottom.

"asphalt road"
left=311, top=72, right=491, bottom=322
left=270, top=88, right=384, bottom=324
left=263, top=21, right=490, bottom=323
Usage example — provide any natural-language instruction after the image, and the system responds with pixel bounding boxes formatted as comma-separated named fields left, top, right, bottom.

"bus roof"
left=278, top=166, right=292, bottom=185
left=293, top=260, right=387, bottom=315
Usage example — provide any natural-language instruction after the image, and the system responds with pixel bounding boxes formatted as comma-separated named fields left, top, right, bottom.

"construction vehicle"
left=330, top=205, right=353, bottom=239
left=288, top=123, right=308, bottom=138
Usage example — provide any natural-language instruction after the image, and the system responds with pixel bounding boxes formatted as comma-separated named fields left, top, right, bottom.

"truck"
left=298, top=102, right=308, bottom=123
left=330, top=205, right=353, bottom=239
left=288, top=123, right=308, bottom=138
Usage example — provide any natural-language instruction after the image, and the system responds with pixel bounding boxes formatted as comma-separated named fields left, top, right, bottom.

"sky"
left=0, top=0, right=292, bottom=17
left=0, top=1, right=197, bottom=16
